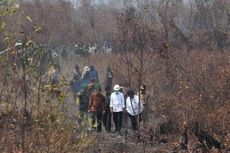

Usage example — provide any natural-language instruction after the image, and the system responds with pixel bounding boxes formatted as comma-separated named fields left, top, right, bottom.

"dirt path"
left=86, top=129, right=174, bottom=153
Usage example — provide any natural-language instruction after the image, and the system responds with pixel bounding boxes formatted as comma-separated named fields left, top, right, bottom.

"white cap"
left=113, top=84, right=120, bottom=91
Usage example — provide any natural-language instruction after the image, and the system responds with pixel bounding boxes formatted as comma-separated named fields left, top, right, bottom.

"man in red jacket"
left=88, top=86, right=106, bottom=132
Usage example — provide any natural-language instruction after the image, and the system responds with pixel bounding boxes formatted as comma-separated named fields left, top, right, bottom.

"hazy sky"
left=69, top=0, right=191, bottom=7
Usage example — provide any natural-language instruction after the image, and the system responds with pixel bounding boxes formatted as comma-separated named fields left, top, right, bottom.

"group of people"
left=74, top=42, right=112, bottom=56
left=71, top=65, right=99, bottom=98
left=49, top=64, right=146, bottom=133
left=77, top=82, right=144, bottom=133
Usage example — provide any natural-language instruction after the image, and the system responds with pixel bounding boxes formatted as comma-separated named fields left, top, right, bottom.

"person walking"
left=110, top=84, right=125, bottom=133
left=77, top=85, right=89, bottom=123
left=139, top=84, right=149, bottom=123
left=126, top=90, right=144, bottom=131
left=88, top=86, right=106, bottom=132
left=103, top=86, right=112, bottom=132
left=71, top=64, right=82, bottom=99
left=103, top=66, right=113, bottom=132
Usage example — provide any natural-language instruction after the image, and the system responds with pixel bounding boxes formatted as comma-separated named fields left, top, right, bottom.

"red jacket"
left=89, top=91, right=105, bottom=112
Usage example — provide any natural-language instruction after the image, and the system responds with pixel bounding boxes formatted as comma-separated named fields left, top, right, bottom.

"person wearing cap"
left=88, top=85, right=106, bottom=132
left=81, top=66, right=90, bottom=79
left=87, top=80, right=96, bottom=98
left=77, top=84, right=90, bottom=122
left=139, top=84, right=150, bottom=123
left=110, top=84, right=125, bottom=133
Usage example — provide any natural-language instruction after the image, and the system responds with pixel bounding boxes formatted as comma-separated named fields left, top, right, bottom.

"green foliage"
left=0, top=41, right=93, bottom=152
left=0, top=18, right=92, bottom=150
left=0, top=0, right=18, bottom=46
left=0, top=0, right=18, bottom=16
left=18, top=42, right=52, bottom=75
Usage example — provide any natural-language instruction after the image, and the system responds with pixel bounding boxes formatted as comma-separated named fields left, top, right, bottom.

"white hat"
left=113, top=84, right=120, bottom=91
left=84, top=66, right=89, bottom=71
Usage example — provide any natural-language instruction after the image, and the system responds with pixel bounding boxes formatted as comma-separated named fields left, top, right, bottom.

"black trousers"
left=91, top=112, right=103, bottom=132
left=113, top=112, right=123, bottom=132
left=103, top=111, right=111, bottom=132
left=128, top=114, right=142, bottom=130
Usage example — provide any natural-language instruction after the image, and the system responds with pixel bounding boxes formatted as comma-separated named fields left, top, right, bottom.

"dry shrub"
left=111, top=48, right=230, bottom=137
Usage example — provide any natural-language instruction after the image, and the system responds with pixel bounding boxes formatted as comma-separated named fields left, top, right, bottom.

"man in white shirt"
left=110, top=84, right=125, bottom=133
left=126, top=90, right=144, bottom=130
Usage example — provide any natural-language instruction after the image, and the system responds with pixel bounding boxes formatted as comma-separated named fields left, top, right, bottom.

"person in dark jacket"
left=89, top=65, right=99, bottom=82
left=102, top=66, right=113, bottom=132
left=88, top=86, right=106, bottom=132
left=105, top=66, right=113, bottom=91
left=71, top=64, right=82, bottom=99
left=103, top=86, right=112, bottom=132
left=77, top=85, right=89, bottom=122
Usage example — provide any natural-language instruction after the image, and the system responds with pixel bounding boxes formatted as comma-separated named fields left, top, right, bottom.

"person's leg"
left=128, top=114, right=133, bottom=129
left=103, top=111, right=107, bottom=130
left=91, top=112, right=96, bottom=130
left=103, top=111, right=111, bottom=132
left=107, top=112, right=111, bottom=132
left=117, top=112, right=123, bottom=132
left=129, top=114, right=137, bottom=130
left=113, top=112, right=118, bottom=131
left=97, top=112, right=102, bottom=132
left=78, top=111, right=83, bottom=123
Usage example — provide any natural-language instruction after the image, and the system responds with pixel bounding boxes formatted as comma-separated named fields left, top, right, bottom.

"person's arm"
left=140, top=101, right=144, bottom=112
left=140, top=94, right=144, bottom=104
left=109, top=94, right=113, bottom=112
left=102, top=94, right=106, bottom=111
left=121, top=93, right=125, bottom=111
left=137, top=96, right=144, bottom=113
left=125, top=97, right=129, bottom=113
left=96, top=71, right=99, bottom=81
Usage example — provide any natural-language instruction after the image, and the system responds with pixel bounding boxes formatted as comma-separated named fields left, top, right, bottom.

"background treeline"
left=1, top=0, right=230, bottom=49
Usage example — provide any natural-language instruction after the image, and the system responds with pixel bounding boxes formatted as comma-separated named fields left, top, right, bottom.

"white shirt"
left=126, top=95, right=144, bottom=116
left=110, top=92, right=125, bottom=112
